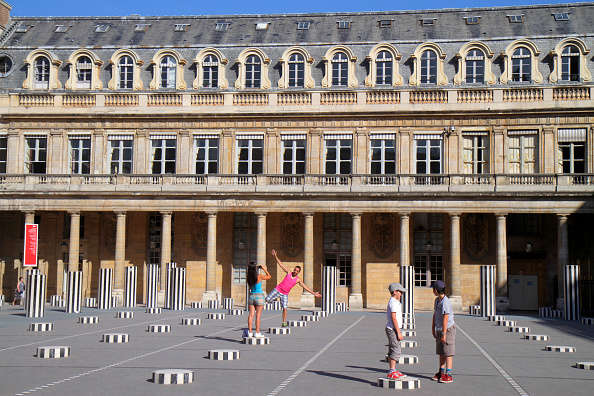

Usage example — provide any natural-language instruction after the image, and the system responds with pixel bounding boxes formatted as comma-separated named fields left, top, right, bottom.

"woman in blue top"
left=247, top=262, right=271, bottom=338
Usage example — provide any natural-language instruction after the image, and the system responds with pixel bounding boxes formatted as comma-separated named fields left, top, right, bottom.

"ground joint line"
left=267, top=316, right=365, bottom=396
left=457, top=324, right=529, bottom=396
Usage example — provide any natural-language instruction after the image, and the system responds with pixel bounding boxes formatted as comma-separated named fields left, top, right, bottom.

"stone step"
left=488, top=315, right=505, bottom=321
left=228, top=309, right=244, bottom=315
left=79, top=316, right=99, bottom=324
left=401, top=340, right=417, bottom=348
left=385, top=354, right=418, bottom=364
left=402, top=331, right=416, bottom=337
left=287, top=320, right=306, bottom=327
left=207, top=313, right=225, bottom=320
left=148, top=324, right=171, bottom=333
left=524, top=334, right=549, bottom=341
left=335, top=303, right=348, bottom=311
left=207, top=300, right=220, bottom=309
left=377, top=377, right=421, bottom=389
left=146, top=307, right=162, bottom=314
left=243, top=336, right=270, bottom=345
left=313, top=311, right=328, bottom=317
left=576, top=362, right=594, bottom=370
left=508, top=326, right=530, bottom=333
left=208, top=349, right=240, bottom=360
left=181, top=318, right=201, bottom=326
left=401, top=323, right=415, bottom=330
left=37, top=346, right=70, bottom=358
left=30, top=322, right=53, bottom=332
left=103, top=333, right=129, bottom=343
left=545, top=345, right=576, bottom=352
left=301, top=315, right=318, bottom=321
left=116, top=311, right=134, bottom=319
left=269, top=327, right=290, bottom=335
left=582, top=318, right=594, bottom=325
left=497, top=320, right=516, bottom=327
left=191, top=302, right=203, bottom=309
left=152, top=369, right=194, bottom=385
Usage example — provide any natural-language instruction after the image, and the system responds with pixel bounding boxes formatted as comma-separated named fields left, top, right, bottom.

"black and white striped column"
left=480, top=265, right=496, bottom=318
left=65, top=271, right=83, bottom=313
left=146, top=264, right=159, bottom=309
left=165, top=262, right=177, bottom=309
left=124, top=266, right=137, bottom=308
left=170, top=267, right=186, bottom=311
left=564, top=265, right=580, bottom=321
left=98, top=268, right=113, bottom=310
left=25, top=269, right=46, bottom=318
left=322, top=266, right=337, bottom=314
left=400, top=265, right=415, bottom=316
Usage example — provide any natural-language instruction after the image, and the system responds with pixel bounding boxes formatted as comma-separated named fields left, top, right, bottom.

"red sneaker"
left=387, top=371, right=401, bottom=380
left=395, top=371, right=407, bottom=379
left=440, top=373, right=453, bottom=383
left=431, top=372, right=441, bottom=381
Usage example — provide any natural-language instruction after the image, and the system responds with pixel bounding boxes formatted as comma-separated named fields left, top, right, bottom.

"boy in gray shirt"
left=431, top=280, right=455, bottom=383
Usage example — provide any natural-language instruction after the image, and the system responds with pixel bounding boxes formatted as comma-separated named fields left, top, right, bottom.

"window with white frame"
left=69, top=136, right=91, bottom=174
left=558, top=128, right=586, bottom=173
left=118, top=55, right=134, bottom=89
left=331, top=52, right=348, bottom=86
left=375, top=51, right=393, bottom=85
left=420, top=50, right=437, bottom=84
left=465, top=49, right=485, bottom=84
left=76, top=56, right=92, bottom=89
left=25, top=136, right=47, bottom=174
left=511, top=47, right=531, bottom=82
left=237, top=136, right=263, bottom=174
left=233, top=212, right=257, bottom=283
left=561, top=45, right=580, bottom=82
left=508, top=131, right=538, bottom=174
left=0, top=55, right=13, bottom=77
left=288, top=53, right=305, bottom=88
left=370, top=136, right=396, bottom=174
left=151, top=137, right=176, bottom=174
left=34, top=56, right=50, bottom=89
left=297, top=21, right=310, bottom=30
left=282, top=135, right=306, bottom=174
left=415, top=136, right=442, bottom=174
left=462, top=133, right=489, bottom=174
left=245, top=55, right=261, bottom=89
left=0, top=136, right=6, bottom=173
left=109, top=136, right=133, bottom=174
left=160, top=55, right=177, bottom=88
left=202, top=54, right=219, bottom=88
left=215, top=23, right=229, bottom=31
left=324, top=136, right=352, bottom=175
left=194, top=136, right=219, bottom=174
left=413, top=213, right=444, bottom=287
left=323, top=213, right=352, bottom=286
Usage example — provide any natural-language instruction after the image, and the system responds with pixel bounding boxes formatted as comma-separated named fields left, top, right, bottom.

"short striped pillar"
left=25, top=269, right=46, bottom=318
left=98, top=268, right=113, bottom=310
left=564, top=265, right=580, bottom=321
left=124, top=266, right=137, bottom=308
left=539, top=307, right=552, bottom=317
left=65, top=271, right=83, bottom=313
left=223, top=298, right=234, bottom=309
left=165, top=262, right=177, bottom=309
left=146, top=264, right=159, bottom=309
left=84, top=297, right=97, bottom=308
left=322, top=266, right=337, bottom=314
left=480, top=265, right=496, bottom=318
left=400, top=265, right=415, bottom=317
left=50, top=295, right=62, bottom=307
left=170, top=267, right=186, bottom=311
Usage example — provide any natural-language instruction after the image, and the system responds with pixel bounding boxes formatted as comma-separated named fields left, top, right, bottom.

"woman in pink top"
left=265, top=249, right=321, bottom=326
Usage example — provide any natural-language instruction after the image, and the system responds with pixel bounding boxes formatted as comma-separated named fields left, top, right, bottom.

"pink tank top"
left=276, top=272, right=299, bottom=295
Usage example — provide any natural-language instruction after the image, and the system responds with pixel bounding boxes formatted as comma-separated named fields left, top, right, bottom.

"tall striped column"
left=400, top=265, right=415, bottom=316
left=124, top=266, right=137, bottom=308
left=146, top=264, right=159, bottom=308
left=25, top=269, right=46, bottom=318
left=480, top=265, right=496, bottom=317
left=98, top=268, right=113, bottom=310
left=564, top=264, right=580, bottom=321
left=165, top=262, right=177, bottom=309
left=170, top=267, right=186, bottom=311
left=322, top=266, right=337, bottom=314
left=65, top=271, right=83, bottom=313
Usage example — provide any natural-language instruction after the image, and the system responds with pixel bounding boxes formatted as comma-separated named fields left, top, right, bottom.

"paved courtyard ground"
left=0, top=303, right=593, bottom=396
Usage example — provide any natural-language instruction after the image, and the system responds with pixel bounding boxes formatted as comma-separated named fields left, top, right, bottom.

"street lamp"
left=331, top=239, right=339, bottom=252
left=425, top=240, right=433, bottom=253
left=238, top=238, right=246, bottom=250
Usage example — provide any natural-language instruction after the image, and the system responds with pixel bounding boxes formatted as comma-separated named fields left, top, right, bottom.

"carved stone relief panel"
left=102, top=213, right=116, bottom=254
left=463, top=213, right=489, bottom=260
left=193, top=212, right=208, bottom=255
left=282, top=213, right=302, bottom=257
left=372, top=213, right=393, bottom=257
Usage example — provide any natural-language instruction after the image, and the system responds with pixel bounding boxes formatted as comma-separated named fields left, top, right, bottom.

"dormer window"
left=55, top=25, right=70, bottom=33
left=95, top=25, right=110, bottom=33
left=553, top=12, right=570, bottom=21
left=337, top=21, right=351, bottom=29
left=215, top=23, right=229, bottom=31
left=465, top=16, right=480, bottom=25
left=297, top=22, right=310, bottom=30
left=379, top=20, right=393, bottom=28
left=508, top=15, right=524, bottom=23
left=174, top=24, right=190, bottom=32
left=16, top=25, right=32, bottom=33
left=255, top=22, right=269, bottom=31
left=421, top=18, right=436, bottom=26
left=134, top=24, right=150, bottom=32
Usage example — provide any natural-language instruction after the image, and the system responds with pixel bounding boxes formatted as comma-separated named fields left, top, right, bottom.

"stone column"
left=349, top=213, right=363, bottom=310
left=399, top=213, right=410, bottom=267
left=557, top=214, right=569, bottom=310
left=301, top=212, right=315, bottom=308
left=68, top=212, right=81, bottom=272
left=113, top=211, right=126, bottom=302
left=449, top=213, right=463, bottom=312
left=203, top=211, right=218, bottom=302
left=159, top=212, right=172, bottom=291
left=256, top=212, right=267, bottom=291
left=495, top=214, right=509, bottom=311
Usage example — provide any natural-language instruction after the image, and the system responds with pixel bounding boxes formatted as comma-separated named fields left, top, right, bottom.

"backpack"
left=241, top=328, right=250, bottom=338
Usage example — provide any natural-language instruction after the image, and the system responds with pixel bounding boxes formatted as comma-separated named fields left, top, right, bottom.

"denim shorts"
left=248, top=292, right=266, bottom=306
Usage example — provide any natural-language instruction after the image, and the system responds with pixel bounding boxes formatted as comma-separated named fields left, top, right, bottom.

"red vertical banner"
left=24, top=223, right=38, bottom=267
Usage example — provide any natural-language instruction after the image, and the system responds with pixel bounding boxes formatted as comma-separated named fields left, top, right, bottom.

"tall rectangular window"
left=414, top=136, right=442, bottom=174
left=194, top=136, right=219, bottom=174
left=282, top=137, right=306, bottom=174
left=202, top=55, right=219, bottom=88
left=465, top=49, right=485, bottom=84
left=323, top=213, right=352, bottom=286
left=0, top=136, right=7, bottom=173
left=413, top=213, right=444, bottom=287
left=558, top=128, right=586, bottom=173
left=508, top=131, right=537, bottom=174
left=109, top=137, right=133, bottom=174
left=462, top=133, right=489, bottom=174
left=25, top=136, right=47, bottom=174
left=370, top=137, right=396, bottom=174
left=118, top=56, right=134, bottom=89
left=237, top=136, right=263, bottom=174
left=151, top=137, right=176, bottom=174
left=375, top=51, right=393, bottom=85
left=288, top=53, right=305, bottom=88
left=245, top=55, right=261, bottom=89
left=324, top=136, right=352, bottom=175
left=76, top=56, right=92, bottom=89
left=420, top=50, right=437, bottom=84
left=511, top=47, right=531, bottom=82
left=233, top=213, right=257, bottom=283
left=69, top=136, right=91, bottom=174
left=331, top=52, right=348, bottom=86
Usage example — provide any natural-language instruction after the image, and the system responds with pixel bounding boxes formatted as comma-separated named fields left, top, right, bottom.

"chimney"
left=0, top=1, right=12, bottom=29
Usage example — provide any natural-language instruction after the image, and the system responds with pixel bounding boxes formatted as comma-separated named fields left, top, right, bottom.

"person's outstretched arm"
left=271, top=249, right=289, bottom=274
left=258, top=265, right=272, bottom=282
left=298, top=279, right=321, bottom=298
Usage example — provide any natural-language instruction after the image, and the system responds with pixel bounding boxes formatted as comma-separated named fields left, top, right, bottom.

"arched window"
left=332, top=52, right=348, bottom=86
left=375, top=51, right=393, bottom=85
left=108, top=50, right=143, bottom=90
left=34, top=56, right=50, bottom=89
left=160, top=55, right=177, bottom=88
left=465, top=49, right=485, bottom=84
left=454, top=42, right=495, bottom=85
left=409, top=43, right=447, bottom=86
left=245, top=55, right=261, bottom=89
left=23, top=50, right=62, bottom=90
left=278, top=47, right=315, bottom=89
left=561, top=45, right=580, bottom=81
left=65, top=50, right=103, bottom=90
left=549, top=38, right=591, bottom=84
left=322, top=46, right=358, bottom=88
left=420, top=50, right=437, bottom=84
left=234, top=48, right=270, bottom=90
left=364, top=43, right=402, bottom=87
left=511, top=47, right=531, bottom=82
left=500, top=40, right=542, bottom=84
left=76, top=56, right=92, bottom=89
left=203, top=54, right=219, bottom=88
left=194, top=48, right=229, bottom=89
left=118, top=56, right=134, bottom=89
left=288, top=53, right=305, bottom=88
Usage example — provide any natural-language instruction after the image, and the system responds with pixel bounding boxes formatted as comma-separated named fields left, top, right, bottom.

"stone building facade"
left=0, top=2, right=593, bottom=311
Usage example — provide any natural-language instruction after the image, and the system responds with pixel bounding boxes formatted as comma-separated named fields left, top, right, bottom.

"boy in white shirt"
left=385, top=282, right=407, bottom=379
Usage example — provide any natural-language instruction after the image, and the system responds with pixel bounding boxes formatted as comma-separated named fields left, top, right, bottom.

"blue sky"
left=10, top=0, right=576, bottom=17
